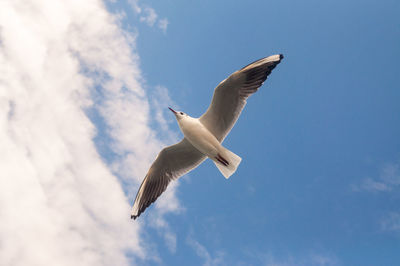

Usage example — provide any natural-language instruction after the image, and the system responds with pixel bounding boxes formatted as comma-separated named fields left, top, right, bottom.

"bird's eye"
left=180, top=112, right=184, bottom=115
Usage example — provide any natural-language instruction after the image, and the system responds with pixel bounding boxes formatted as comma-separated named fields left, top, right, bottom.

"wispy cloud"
left=158, top=18, right=169, bottom=33
left=353, top=161, right=400, bottom=192
left=127, top=0, right=142, bottom=14
left=140, top=7, right=158, bottom=27
left=127, top=1, right=169, bottom=32
left=151, top=86, right=179, bottom=141
left=186, top=236, right=226, bottom=266
left=150, top=181, right=182, bottom=255
left=381, top=212, right=400, bottom=233
left=0, top=0, right=176, bottom=265
left=251, top=251, right=340, bottom=266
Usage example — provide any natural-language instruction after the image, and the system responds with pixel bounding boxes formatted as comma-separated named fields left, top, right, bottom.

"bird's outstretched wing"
left=131, top=138, right=206, bottom=219
left=200, top=54, right=283, bottom=142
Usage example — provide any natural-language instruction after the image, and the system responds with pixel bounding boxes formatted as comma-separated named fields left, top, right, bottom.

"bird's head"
left=168, top=107, right=187, bottom=121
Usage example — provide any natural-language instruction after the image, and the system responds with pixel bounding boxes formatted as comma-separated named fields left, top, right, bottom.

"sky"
left=1, top=0, right=399, bottom=265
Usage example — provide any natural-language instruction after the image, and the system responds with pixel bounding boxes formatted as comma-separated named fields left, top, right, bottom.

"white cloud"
left=140, top=7, right=158, bottom=27
left=127, top=1, right=169, bottom=32
left=149, top=181, right=182, bottom=255
left=127, top=0, right=142, bottom=14
left=186, top=236, right=226, bottom=266
left=0, top=0, right=177, bottom=265
left=164, top=230, right=177, bottom=253
left=356, top=177, right=391, bottom=192
left=381, top=212, right=400, bottom=233
left=158, top=18, right=169, bottom=33
left=353, top=161, right=400, bottom=192
left=256, top=252, right=340, bottom=266
left=151, top=86, right=180, bottom=141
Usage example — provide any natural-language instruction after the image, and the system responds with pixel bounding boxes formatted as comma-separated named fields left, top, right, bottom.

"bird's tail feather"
left=213, top=148, right=242, bottom=179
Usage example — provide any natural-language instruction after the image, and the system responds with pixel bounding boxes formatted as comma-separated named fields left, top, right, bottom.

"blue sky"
left=110, top=0, right=400, bottom=265
left=1, top=0, right=399, bottom=266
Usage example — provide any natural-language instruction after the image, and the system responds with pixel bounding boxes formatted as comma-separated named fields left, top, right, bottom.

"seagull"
left=131, top=54, right=284, bottom=219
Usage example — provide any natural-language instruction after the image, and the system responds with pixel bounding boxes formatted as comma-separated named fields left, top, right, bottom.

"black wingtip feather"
left=242, top=54, right=283, bottom=73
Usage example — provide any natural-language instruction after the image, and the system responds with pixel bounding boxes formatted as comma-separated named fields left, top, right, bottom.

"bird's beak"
left=168, top=107, right=177, bottom=114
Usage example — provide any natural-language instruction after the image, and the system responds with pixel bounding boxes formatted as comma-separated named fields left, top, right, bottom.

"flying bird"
left=131, top=54, right=284, bottom=219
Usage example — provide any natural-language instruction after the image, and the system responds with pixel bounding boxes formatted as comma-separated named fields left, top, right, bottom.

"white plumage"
left=131, top=54, right=284, bottom=219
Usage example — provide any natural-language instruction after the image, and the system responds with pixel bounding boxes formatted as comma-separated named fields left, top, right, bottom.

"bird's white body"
left=177, top=115, right=242, bottom=178
left=177, top=116, right=220, bottom=158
